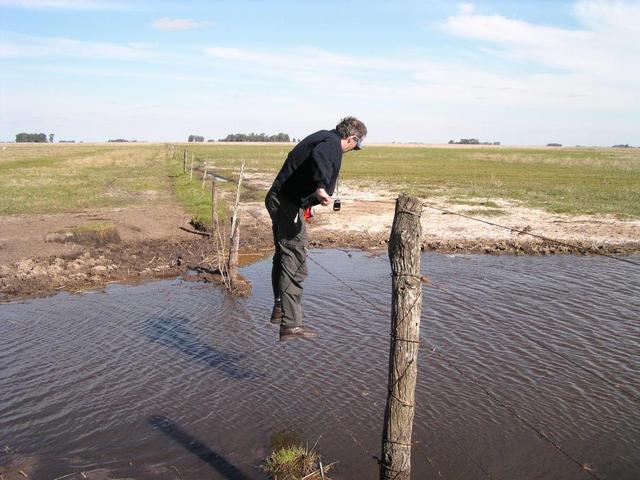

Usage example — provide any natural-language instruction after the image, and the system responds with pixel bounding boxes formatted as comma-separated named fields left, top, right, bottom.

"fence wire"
left=303, top=210, right=617, bottom=480
left=421, top=202, right=640, bottom=267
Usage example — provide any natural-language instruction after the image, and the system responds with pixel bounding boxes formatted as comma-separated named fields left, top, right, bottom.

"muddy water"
left=1, top=251, right=639, bottom=480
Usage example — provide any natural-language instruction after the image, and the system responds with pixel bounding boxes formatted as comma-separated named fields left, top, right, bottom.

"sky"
left=1, top=0, right=639, bottom=145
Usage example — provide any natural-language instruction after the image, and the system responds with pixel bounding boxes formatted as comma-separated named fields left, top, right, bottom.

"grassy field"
left=183, top=143, right=640, bottom=218
left=0, top=143, right=169, bottom=215
left=2, top=143, right=639, bottom=219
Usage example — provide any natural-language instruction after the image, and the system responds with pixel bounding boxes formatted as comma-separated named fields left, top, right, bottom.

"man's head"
left=336, top=116, right=367, bottom=153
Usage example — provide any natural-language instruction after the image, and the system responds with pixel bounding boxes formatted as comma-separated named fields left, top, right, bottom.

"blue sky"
left=1, top=0, right=639, bottom=145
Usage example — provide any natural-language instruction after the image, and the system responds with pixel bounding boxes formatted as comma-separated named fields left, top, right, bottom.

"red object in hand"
left=303, top=206, right=313, bottom=222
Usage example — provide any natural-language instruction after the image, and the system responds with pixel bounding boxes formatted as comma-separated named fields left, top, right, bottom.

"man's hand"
left=315, top=187, right=331, bottom=206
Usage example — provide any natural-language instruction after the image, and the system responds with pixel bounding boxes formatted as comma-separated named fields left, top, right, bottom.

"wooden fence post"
left=202, top=164, right=208, bottom=190
left=227, top=161, right=245, bottom=286
left=229, top=161, right=245, bottom=242
left=380, top=194, right=423, bottom=480
left=211, top=178, right=216, bottom=234
left=228, top=217, right=241, bottom=285
left=183, top=148, right=187, bottom=173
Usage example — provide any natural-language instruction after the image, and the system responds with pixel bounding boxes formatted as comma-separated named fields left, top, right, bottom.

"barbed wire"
left=268, top=196, right=631, bottom=479
left=421, top=202, right=640, bottom=267
left=309, top=207, right=639, bottom=404
left=304, top=213, right=607, bottom=479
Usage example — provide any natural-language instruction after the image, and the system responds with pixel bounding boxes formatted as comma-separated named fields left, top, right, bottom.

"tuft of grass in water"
left=262, top=444, right=332, bottom=480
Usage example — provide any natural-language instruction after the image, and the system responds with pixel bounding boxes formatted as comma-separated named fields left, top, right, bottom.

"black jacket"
left=270, top=129, right=343, bottom=206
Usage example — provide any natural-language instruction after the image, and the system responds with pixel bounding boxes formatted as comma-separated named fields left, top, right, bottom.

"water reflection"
left=143, top=316, right=260, bottom=380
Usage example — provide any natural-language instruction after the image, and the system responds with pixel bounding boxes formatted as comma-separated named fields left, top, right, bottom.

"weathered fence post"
left=227, top=161, right=245, bottom=286
left=211, top=178, right=216, bottom=234
left=229, top=161, right=245, bottom=242
left=202, top=164, right=208, bottom=190
left=380, top=194, right=423, bottom=480
left=189, top=153, right=194, bottom=182
left=228, top=217, right=241, bottom=285
left=183, top=148, right=187, bottom=173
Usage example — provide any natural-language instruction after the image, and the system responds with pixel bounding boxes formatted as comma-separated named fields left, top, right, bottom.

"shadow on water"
left=143, top=316, right=261, bottom=380
left=149, top=415, right=253, bottom=480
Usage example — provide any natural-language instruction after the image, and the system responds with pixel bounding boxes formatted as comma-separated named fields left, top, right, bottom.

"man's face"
left=342, top=135, right=364, bottom=153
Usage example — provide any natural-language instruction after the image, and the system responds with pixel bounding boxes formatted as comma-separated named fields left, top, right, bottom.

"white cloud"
left=0, top=32, right=151, bottom=59
left=202, top=40, right=636, bottom=110
left=0, top=0, right=123, bottom=9
left=152, top=17, right=209, bottom=31
left=443, top=0, right=640, bottom=78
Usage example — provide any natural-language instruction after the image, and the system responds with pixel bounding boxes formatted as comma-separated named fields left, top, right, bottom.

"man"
left=265, top=116, right=367, bottom=341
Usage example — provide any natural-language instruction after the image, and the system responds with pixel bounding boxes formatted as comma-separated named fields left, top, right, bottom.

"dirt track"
left=1, top=175, right=639, bottom=302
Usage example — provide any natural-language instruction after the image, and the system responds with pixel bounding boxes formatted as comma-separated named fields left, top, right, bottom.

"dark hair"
left=336, top=116, right=367, bottom=139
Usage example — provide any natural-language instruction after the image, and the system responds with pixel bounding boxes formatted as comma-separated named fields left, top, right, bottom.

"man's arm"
left=310, top=141, right=339, bottom=204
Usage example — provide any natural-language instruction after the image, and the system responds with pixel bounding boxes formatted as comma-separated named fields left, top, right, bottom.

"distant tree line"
left=448, top=138, right=500, bottom=145
left=188, top=135, right=205, bottom=142
left=612, top=144, right=632, bottom=148
left=219, top=132, right=291, bottom=142
left=546, top=143, right=562, bottom=147
left=108, top=139, right=137, bottom=143
left=16, top=133, right=48, bottom=143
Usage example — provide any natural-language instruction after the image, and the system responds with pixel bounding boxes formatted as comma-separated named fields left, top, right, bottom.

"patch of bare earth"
left=2, top=173, right=639, bottom=302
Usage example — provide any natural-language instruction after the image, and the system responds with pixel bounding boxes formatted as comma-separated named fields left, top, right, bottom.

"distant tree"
left=16, top=133, right=47, bottom=143
left=612, top=144, right=631, bottom=148
left=188, top=135, right=204, bottom=142
left=49, top=133, right=54, bottom=143
left=219, top=132, right=291, bottom=142
left=546, top=143, right=562, bottom=147
left=448, top=139, right=454, bottom=144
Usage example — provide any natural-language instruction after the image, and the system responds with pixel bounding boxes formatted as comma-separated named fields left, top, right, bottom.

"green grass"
left=262, top=444, right=331, bottom=480
left=3, top=143, right=639, bottom=219
left=183, top=144, right=640, bottom=217
left=167, top=149, right=232, bottom=227
left=0, top=143, right=170, bottom=214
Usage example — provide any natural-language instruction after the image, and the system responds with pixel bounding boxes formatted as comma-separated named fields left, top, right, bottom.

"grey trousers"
left=265, top=190, right=308, bottom=327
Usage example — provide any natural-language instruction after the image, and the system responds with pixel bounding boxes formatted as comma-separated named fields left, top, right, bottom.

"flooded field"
left=1, top=250, right=639, bottom=480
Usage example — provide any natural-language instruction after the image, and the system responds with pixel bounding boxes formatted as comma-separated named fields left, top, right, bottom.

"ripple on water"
left=0, top=250, right=638, bottom=479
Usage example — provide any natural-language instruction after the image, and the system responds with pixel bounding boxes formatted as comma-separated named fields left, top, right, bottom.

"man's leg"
left=265, top=190, right=281, bottom=301
left=278, top=237, right=308, bottom=327
left=275, top=195, right=308, bottom=328
left=265, top=190, right=283, bottom=323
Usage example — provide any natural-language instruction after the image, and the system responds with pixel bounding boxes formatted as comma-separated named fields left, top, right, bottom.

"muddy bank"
left=2, top=216, right=638, bottom=303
